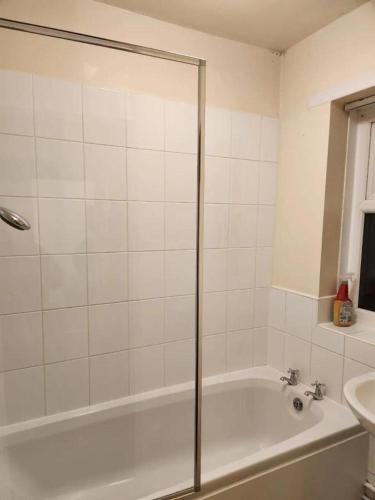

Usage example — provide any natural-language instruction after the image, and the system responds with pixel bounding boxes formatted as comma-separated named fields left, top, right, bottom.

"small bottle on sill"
left=333, top=277, right=353, bottom=327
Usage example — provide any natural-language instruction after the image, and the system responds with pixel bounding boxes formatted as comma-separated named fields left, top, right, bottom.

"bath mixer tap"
left=304, top=381, right=325, bottom=400
left=280, top=368, right=299, bottom=386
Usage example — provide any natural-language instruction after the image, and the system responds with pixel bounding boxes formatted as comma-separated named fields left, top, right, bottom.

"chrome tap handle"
left=280, top=368, right=299, bottom=385
left=308, top=380, right=326, bottom=399
left=311, top=380, right=325, bottom=390
left=289, top=368, right=299, bottom=376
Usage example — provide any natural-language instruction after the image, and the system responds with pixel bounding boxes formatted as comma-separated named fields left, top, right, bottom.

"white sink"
left=344, top=372, right=375, bottom=436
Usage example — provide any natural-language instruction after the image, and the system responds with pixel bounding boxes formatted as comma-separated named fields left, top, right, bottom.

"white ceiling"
left=98, top=0, right=367, bottom=51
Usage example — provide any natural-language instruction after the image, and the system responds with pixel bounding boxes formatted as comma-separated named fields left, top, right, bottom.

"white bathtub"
left=0, top=366, right=367, bottom=500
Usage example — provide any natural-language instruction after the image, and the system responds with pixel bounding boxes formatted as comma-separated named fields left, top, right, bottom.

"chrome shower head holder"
left=0, top=206, right=31, bottom=231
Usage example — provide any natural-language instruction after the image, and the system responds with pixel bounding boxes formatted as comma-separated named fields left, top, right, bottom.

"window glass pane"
left=359, top=213, right=375, bottom=311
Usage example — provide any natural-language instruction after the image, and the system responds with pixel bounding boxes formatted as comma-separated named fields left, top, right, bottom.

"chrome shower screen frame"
left=0, top=17, right=206, bottom=500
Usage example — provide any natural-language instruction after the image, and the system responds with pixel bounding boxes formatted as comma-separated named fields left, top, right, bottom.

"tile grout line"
left=162, top=102, right=168, bottom=388
left=223, top=111, right=235, bottom=372
left=124, top=93, right=131, bottom=398
left=81, top=82, right=92, bottom=407
left=30, top=73, right=48, bottom=418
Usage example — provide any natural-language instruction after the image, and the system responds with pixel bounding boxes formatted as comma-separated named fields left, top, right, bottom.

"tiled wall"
left=202, top=108, right=278, bottom=375
left=0, top=68, right=279, bottom=424
left=267, top=286, right=375, bottom=484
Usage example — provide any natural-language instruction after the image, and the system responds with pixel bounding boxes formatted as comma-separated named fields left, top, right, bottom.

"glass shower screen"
left=0, top=20, right=204, bottom=500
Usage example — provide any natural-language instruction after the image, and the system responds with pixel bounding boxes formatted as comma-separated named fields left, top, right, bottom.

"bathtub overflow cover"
left=293, top=397, right=303, bottom=412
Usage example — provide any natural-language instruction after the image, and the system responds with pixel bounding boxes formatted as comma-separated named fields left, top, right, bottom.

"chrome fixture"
left=0, top=206, right=31, bottom=231
left=280, top=368, right=299, bottom=386
left=304, top=381, right=325, bottom=400
left=293, top=397, right=303, bottom=412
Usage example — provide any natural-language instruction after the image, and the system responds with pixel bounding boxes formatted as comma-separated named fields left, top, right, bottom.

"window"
left=340, top=105, right=375, bottom=315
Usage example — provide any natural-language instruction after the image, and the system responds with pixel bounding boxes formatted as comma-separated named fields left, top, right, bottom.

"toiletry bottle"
left=333, top=278, right=353, bottom=327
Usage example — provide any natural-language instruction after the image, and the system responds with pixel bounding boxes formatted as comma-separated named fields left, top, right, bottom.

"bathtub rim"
left=0, top=366, right=362, bottom=445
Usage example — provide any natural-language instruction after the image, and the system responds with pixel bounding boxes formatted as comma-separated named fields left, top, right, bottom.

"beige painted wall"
left=274, top=0, right=375, bottom=297
left=0, top=0, right=280, bottom=116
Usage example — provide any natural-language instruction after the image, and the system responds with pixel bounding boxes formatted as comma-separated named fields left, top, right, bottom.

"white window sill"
left=318, top=321, right=375, bottom=346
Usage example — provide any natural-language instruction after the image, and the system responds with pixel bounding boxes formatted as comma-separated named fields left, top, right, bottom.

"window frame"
left=340, top=104, right=375, bottom=319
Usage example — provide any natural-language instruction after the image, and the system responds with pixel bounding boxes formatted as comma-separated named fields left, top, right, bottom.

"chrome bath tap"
left=304, top=381, right=325, bottom=400
left=280, top=368, right=299, bottom=386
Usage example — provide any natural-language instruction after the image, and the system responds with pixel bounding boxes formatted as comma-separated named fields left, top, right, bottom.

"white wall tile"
left=164, top=295, right=195, bottom=342
left=165, top=203, right=196, bottom=250
left=260, top=117, right=279, bottom=162
left=43, top=307, right=88, bottom=363
left=86, top=200, right=127, bottom=253
left=267, top=327, right=285, bottom=371
left=310, top=345, right=344, bottom=403
left=129, top=345, right=164, bottom=393
left=204, top=156, right=230, bottom=203
left=312, top=297, right=333, bottom=324
left=202, top=292, right=226, bottom=335
left=268, top=288, right=286, bottom=331
left=83, top=85, right=125, bottom=146
left=128, top=202, right=164, bottom=251
left=227, top=248, right=255, bottom=290
left=284, top=334, right=311, bottom=383
left=36, top=138, right=84, bottom=198
left=0, top=70, right=34, bottom=136
left=0, top=197, right=39, bottom=256
left=258, top=162, right=277, bottom=204
left=204, top=249, right=227, bottom=292
left=231, top=111, right=261, bottom=160
left=126, top=93, right=164, bottom=150
left=165, top=100, right=197, bottom=153
left=165, top=339, right=194, bottom=385
left=0, top=312, right=43, bottom=371
left=34, top=75, right=82, bottom=141
left=312, top=325, right=344, bottom=355
left=345, top=337, right=375, bottom=368
left=0, top=257, right=41, bottom=314
left=343, top=357, right=372, bottom=386
left=39, top=198, right=86, bottom=254
left=205, top=107, right=231, bottom=157
left=253, top=287, right=269, bottom=327
left=45, top=358, right=89, bottom=414
left=1, top=366, right=44, bottom=424
left=127, top=149, right=164, bottom=201
left=165, top=250, right=195, bottom=296
left=88, top=252, right=127, bottom=305
left=89, top=302, right=128, bottom=355
left=228, top=204, right=257, bottom=247
left=227, top=289, right=253, bottom=331
left=203, top=334, right=226, bottom=377
left=257, top=205, right=275, bottom=246
left=230, top=159, right=258, bottom=204
left=42, top=254, right=87, bottom=309
left=285, top=292, right=313, bottom=341
left=165, top=152, right=196, bottom=202
left=204, top=204, right=229, bottom=249
left=90, top=351, right=129, bottom=404
left=255, top=247, right=272, bottom=288
left=128, top=251, right=164, bottom=300
left=227, top=330, right=253, bottom=371
left=253, top=327, right=268, bottom=365
left=84, top=144, right=126, bottom=200
left=129, top=298, right=164, bottom=347
left=0, top=134, right=36, bottom=196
